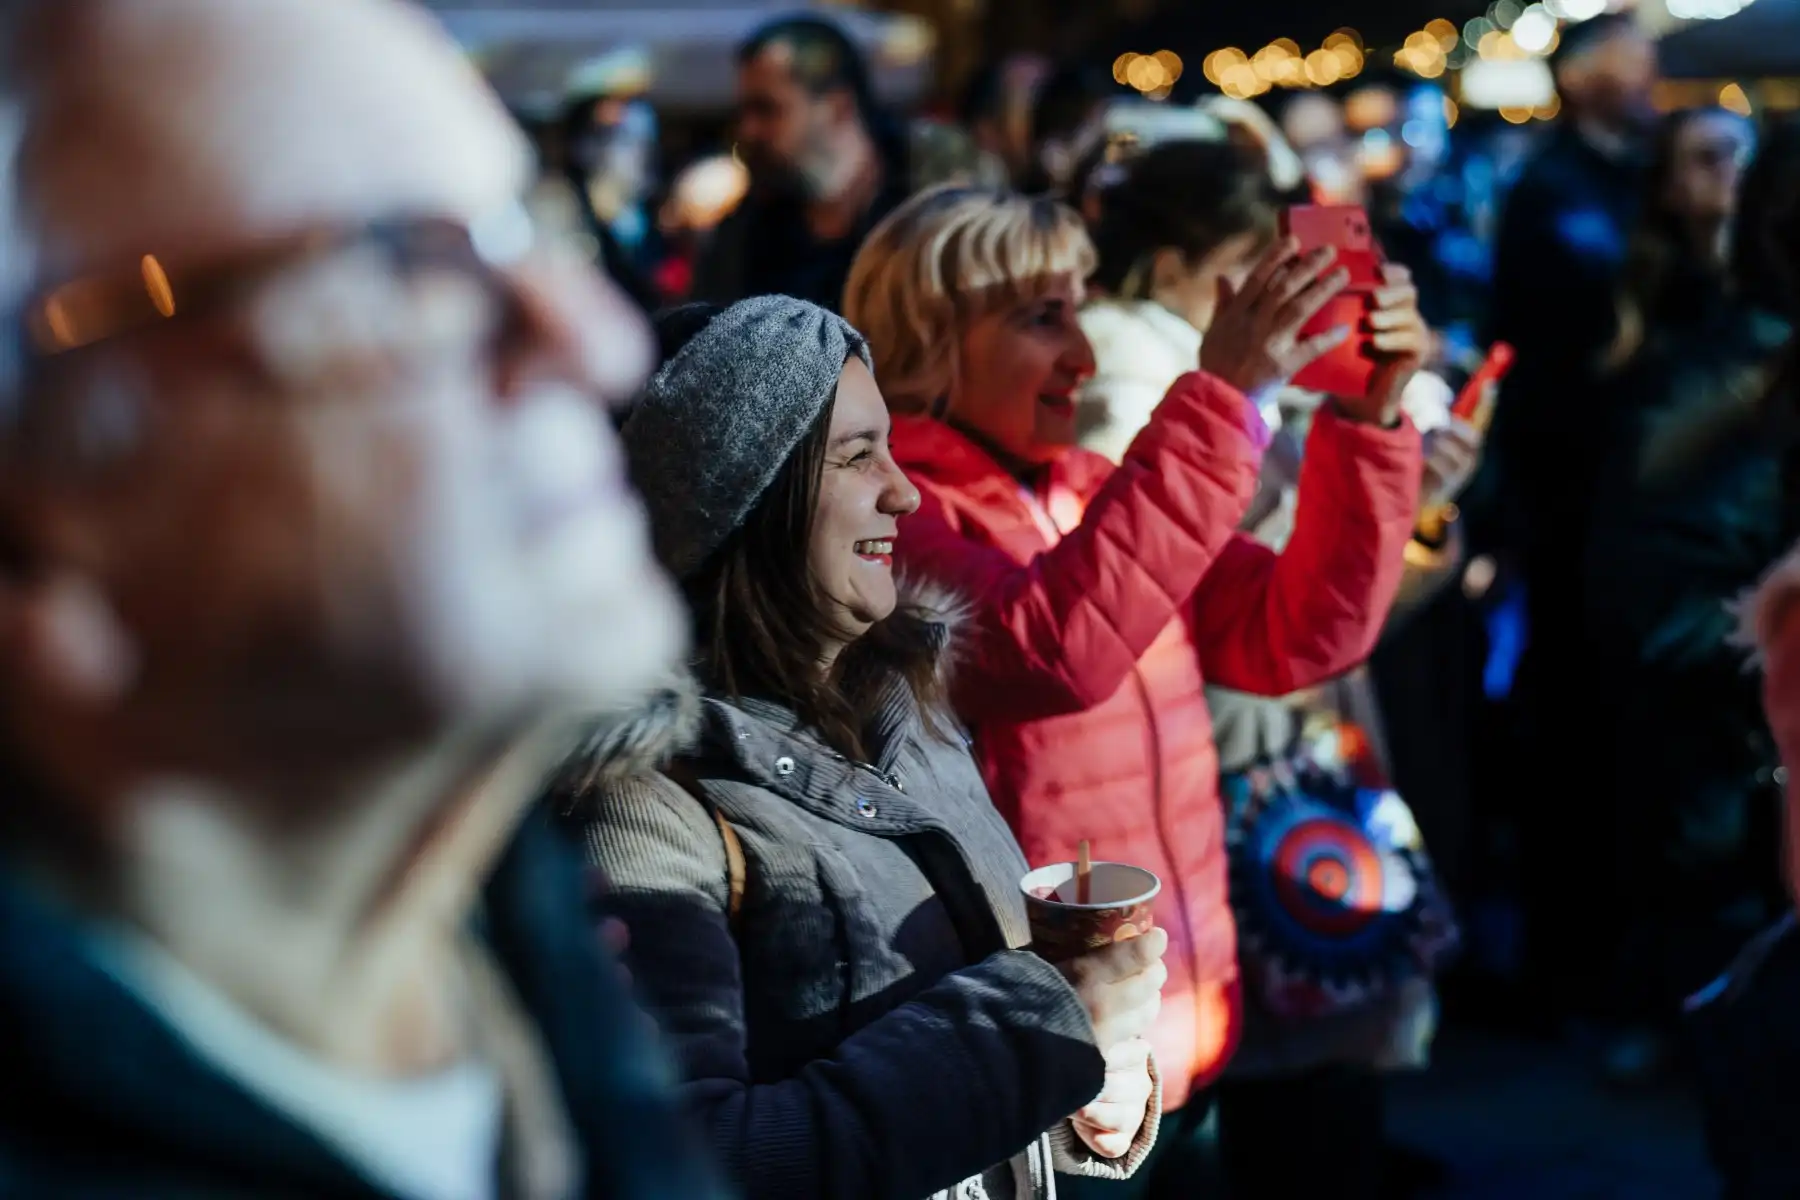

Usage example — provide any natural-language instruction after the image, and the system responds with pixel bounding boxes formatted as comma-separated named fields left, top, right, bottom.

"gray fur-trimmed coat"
left=556, top=587, right=1160, bottom=1200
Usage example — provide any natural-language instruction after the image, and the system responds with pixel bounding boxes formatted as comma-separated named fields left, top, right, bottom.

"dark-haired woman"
left=558, top=296, right=1165, bottom=1200
left=1684, top=115, right=1800, bottom=1199
left=1604, top=107, right=1755, bottom=375
left=1583, top=108, right=1790, bottom=1082
left=1077, top=140, right=1283, bottom=464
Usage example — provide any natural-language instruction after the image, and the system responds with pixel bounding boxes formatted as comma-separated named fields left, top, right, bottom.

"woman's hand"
left=1420, top=416, right=1484, bottom=511
left=1354, top=263, right=1432, bottom=426
left=1056, top=926, right=1168, bottom=1054
left=1200, top=236, right=1351, bottom=398
left=1071, top=1037, right=1154, bottom=1159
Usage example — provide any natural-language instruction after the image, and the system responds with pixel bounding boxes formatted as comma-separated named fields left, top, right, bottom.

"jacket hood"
left=552, top=576, right=968, bottom=805
left=551, top=673, right=705, bottom=808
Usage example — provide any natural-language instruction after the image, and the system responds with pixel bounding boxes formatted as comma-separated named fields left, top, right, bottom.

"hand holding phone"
left=1281, top=205, right=1386, bottom=404
left=1197, top=236, right=1351, bottom=398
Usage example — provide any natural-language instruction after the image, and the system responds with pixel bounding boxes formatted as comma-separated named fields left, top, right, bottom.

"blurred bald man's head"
left=0, top=0, right=682, bottom=822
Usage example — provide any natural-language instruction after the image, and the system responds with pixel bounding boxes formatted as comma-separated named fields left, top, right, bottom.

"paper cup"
left=1021, top=862, right=1161, bottom=963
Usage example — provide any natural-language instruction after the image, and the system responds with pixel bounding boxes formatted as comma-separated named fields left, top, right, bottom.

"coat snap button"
left=1778, top=766, right=1791, bottom=786
left=774, top=756, right=796, bottom=777
left=856, top=797, right=879, bottom=818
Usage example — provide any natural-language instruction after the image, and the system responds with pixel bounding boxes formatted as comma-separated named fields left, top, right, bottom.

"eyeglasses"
left=16, top=203, right=544, bottom=367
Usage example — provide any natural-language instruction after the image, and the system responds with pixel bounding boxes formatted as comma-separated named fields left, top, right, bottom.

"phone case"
left=1280, top=205, right=1386, bottom=405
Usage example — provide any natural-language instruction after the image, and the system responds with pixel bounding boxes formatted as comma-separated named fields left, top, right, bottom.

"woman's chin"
left=835, top=593, right=898, bottom=642
left=1031, top=415, right=1078, bottom=454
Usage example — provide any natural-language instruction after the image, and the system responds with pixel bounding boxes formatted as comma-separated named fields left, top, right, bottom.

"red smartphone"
left=1453, top=341, right=1515, bottom=424
left=1280, top=205, right=1386, bottom=403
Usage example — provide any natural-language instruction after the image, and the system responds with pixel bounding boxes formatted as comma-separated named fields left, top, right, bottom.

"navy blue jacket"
left=0, top=809, right=729, bottom=1200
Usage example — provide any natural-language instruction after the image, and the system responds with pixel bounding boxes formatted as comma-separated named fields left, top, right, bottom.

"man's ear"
left=17, top=573, right=138, bottom=708
left=0, top=496, right=137, bottom=714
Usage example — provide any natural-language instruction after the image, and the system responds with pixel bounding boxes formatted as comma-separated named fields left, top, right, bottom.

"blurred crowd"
left=6, top=1, right=1800, bottom=1199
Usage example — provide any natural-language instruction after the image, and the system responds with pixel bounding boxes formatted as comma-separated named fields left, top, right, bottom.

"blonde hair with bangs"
left=843, top=183, right=1096, bottom=418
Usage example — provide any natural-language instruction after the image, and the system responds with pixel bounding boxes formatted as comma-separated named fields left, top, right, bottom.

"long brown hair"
left=1607, top=107, right=1748, bottom=371
left=683, top=397, right=951, bottom=763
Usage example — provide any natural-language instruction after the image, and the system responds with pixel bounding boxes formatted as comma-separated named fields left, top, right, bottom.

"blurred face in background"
left=1561, top=27, right=1658, bottom=132
left=572, top=98, right=658, bottom=222
left=5, top=0, right=682, bottom=802
left=736, top=42, right=851, bottom=196
left=1281, top=92, right=1346, bottom=155
left=1665, top=110, right=1755, bottom=230
left=1150, top=231, right=1267, bottom=335
left=949, top=275, right=1096, bottom=467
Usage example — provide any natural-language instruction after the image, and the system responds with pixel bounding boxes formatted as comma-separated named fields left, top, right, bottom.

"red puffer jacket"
left=890, top=371, right=1422, bottom=1110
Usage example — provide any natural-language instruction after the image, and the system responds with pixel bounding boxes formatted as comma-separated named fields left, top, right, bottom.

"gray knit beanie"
left=621, top=295, right=874, bottom=581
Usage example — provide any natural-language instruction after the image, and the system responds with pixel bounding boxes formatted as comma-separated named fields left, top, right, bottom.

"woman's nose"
left=1061, top=326, right=1098, bottom=386
left=880, top=460, right=922, bottom=517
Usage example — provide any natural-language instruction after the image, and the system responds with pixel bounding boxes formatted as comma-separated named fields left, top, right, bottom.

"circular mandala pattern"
left=1227, top=770, right=1455, bottom=1017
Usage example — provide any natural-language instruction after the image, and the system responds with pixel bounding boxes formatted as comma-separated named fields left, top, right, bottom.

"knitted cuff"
left=1047, top=1051, right=1165, bottom=1181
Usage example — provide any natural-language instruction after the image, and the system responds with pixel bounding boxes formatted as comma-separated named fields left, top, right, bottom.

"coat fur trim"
left=894, top=570, right=971, bottom=690
left=552, top=575, right=969, bottom=808
left=552, top=672, right=706, bottom=808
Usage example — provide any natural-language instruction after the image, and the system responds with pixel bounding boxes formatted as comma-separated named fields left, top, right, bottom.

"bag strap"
left=664, top=762, right=746, bottom=931
left=713, top=810, right=747, bottom=929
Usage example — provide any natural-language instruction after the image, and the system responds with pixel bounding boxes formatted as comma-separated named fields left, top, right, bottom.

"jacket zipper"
left=1129, top=669, right=1201, bottom=1063
left=1025, top=479, right=1202, bottom=1075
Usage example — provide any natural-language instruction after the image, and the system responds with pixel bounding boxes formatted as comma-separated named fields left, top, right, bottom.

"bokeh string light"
left=1189, top=5, right=1622, bottom=120
left=1192, top=30, right=1364, bottom=99
left=1113, top=49, right=1184, bottom=100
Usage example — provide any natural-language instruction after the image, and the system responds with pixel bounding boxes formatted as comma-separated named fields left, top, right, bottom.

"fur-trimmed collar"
left=890, top=572, right=971, bottom=688
left=551, top=575, right=968, bottom=808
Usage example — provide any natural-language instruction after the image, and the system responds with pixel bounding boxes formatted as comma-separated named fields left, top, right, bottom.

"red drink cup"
left=1020, top=862, right=1161, bottom=964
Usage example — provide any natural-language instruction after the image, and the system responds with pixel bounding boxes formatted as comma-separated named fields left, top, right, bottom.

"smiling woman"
left=622, top=297, right=937, bottom=760
left=558, top=293, right=1169, bottom=1200
left=841, top=184, right=1427, bottom=1164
